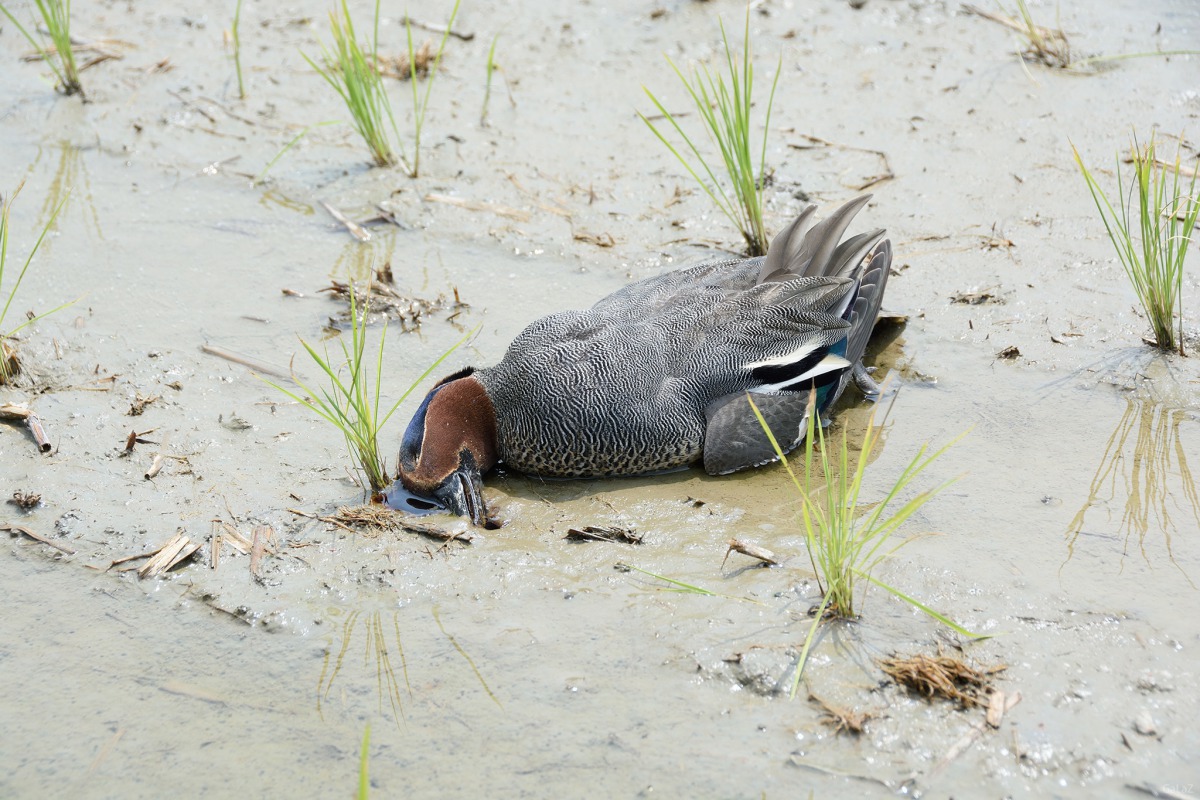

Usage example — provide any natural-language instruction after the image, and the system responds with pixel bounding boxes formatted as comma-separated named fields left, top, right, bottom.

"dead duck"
left=390, top=195, right=891, bottom=524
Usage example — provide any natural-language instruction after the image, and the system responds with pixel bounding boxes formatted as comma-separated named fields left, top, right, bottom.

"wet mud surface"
left=2, top=0, right=1199, bottom=796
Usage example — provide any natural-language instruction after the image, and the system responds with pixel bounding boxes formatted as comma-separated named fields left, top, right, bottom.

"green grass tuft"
left=1, top=0, right=83, bottom=97
left=1073, top=133, right=1200, bottom=355
left=305, top=0, right=460, bottom=176
left=305, top=0, right=399, bottom=168
left=261, top=284, right=472, bottom=494
left=750, top=393, right=981, bottom=697
left=640, top=9, right=779, bottom=256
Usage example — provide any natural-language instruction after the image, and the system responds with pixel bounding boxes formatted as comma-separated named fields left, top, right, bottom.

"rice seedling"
left=750, top=393, right=980, bottom=697
left=397, top=0, right=460, bottom=178
left=305, top=0, right=460, bottom=176
left=965, top=3, right=1199, bottom=73
left=479, top=34, right=499, bottom=127
left=305, top=0, right=398, bottom=168
left=1, top=182, right=71, bottom=385
left=261, top=284, right=472, bottom=494
left=1073, top=133, right=1199, bottom=355
left=357, top=724, right=370, bottom=799
left=640, top=9, right=780, bottom=256
left=0, top=0, right=83, bottom=96
left=231, top=0, right=246, bottom=99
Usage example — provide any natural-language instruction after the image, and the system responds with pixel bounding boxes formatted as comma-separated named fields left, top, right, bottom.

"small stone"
left=1134, top=709, right=1157, bottom=736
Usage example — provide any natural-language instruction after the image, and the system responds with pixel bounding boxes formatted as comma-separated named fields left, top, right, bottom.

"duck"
left=390, top=194, right=892, bottom=525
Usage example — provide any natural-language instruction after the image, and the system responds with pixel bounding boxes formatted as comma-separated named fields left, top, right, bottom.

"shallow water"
left=3, top=0, right=1200, bottom=796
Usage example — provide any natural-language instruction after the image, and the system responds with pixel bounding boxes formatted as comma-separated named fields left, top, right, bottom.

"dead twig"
left=424, top=193, right=531, bottom=221
left=320, top=201, right=371, bottom=242
left=200, top=344, right=291, bottom=379
left=2, top=522, right=75, bottom=555
left=787, top=135, right=894, bottom=191
left=398, top=14, right=474, bottom=41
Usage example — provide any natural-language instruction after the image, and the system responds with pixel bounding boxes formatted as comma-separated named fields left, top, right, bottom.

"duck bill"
left=434, top=463, right=487, bottom=526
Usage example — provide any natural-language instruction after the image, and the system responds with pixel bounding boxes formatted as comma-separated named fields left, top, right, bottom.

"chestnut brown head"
left=393, top=369, right=498, bottom=525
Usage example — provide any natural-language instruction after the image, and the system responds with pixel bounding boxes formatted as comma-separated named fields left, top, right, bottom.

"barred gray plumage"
left=392, top=195, right=892, bottom=523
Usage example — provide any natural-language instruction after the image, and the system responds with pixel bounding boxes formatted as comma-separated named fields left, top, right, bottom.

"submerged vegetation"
left=231, top=0, right=246, bottom=99
left=1064, top=396, right=1199, bottom=584
left=0, top=0, right=83, bottom=96
left=641, top=10, right=780, bottom=256
left=1073, top=133, right=1199, bottom=355
left=0, top=183, right=70, bottom=385
left=306, top=0, right=461, bottom=175
left=750, top=393, right=979, bottom=697
left=262, top=285, right=469, bottom=493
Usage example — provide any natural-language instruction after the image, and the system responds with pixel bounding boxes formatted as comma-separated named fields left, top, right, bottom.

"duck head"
left=392, top=368, right=499, bottom=525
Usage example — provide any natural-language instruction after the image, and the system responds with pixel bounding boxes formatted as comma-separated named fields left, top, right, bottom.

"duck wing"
left=702, top=196, right=892, bottom=475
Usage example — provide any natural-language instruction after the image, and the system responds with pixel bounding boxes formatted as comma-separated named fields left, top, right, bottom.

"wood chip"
left=220, top=523, right=253, bottom=554
left=722, top=538, right=778, bottom=567
left=250, top=524, right=275, bottom=577
left=1, top=521, right=75, bottom=555
left=986, top=689, right=1008, bottom=727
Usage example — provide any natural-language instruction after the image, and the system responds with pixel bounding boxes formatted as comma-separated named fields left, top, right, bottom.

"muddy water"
left=3, top=0, right=1199, bottom=796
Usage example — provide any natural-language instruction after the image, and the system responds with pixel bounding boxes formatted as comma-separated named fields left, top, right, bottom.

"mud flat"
left=2, top=0, right=1198, bottom=796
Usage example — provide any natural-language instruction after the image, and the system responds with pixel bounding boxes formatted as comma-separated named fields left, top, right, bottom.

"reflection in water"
left=29, top=141, right=103, bottom=242
left=331, top=228, right=399, bottom=283
left=1065, top=397, right=1199, bottom=581
left=317, top=610, right=410, bottom=723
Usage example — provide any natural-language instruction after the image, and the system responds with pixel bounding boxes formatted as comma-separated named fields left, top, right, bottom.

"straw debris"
left=564, top=525, right=643, bottom=544
left=879, top=649, right=1006, bottom=709
left=8, top=490, right=41, bottom=510
left=809, top=692, right=871, bottom=736
left=136, top=532, right=201, bottom=578
left=321, top=278, right=455, bottom=331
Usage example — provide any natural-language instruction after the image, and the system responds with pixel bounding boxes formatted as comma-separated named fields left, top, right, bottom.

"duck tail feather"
left=844, top=239, right=892, bottom=367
